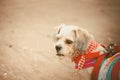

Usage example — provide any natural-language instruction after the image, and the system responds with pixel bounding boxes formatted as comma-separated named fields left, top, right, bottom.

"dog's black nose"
left=55, top=46, right=62, bottom=52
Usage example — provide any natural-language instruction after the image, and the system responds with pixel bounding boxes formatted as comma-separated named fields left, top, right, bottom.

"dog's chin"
left=56, top=52, right=65, bottom=60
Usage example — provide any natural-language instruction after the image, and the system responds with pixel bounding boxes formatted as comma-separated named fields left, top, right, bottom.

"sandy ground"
left=0, top=0, right=120, bottom=80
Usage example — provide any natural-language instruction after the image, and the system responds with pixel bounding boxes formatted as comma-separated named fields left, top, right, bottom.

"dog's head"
left=54, top=24, right=93, bottom=57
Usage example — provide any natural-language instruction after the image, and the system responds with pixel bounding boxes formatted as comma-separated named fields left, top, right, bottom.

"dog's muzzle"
left=55, top=45, right=64, bottom=56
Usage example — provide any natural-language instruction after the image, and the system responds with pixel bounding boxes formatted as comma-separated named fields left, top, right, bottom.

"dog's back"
left=98, top=45, right=120, bottom=80
left=98, top=52, right=120, bottom=80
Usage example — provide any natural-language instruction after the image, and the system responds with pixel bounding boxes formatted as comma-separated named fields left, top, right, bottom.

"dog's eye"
left=65, top=40, right=73, bottom=44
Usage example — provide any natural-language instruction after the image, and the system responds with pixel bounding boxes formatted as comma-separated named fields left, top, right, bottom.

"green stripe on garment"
left=106, top=56, right=120, bottom=80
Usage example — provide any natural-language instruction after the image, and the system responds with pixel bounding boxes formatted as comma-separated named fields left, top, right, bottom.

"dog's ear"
left=54, top=24, right=66, bottom=34
left=74, top=28, right=93, bottom=52
left=53, top=24, right=66, bottom=41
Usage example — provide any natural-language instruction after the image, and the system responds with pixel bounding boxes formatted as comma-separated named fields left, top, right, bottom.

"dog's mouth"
left=56, top=53, right=64, bottom=56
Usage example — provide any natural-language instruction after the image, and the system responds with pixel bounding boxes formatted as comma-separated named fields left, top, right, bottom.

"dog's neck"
left=72, top=40, right=100, bottom=58
left=72, top=40, right=106, bottom=75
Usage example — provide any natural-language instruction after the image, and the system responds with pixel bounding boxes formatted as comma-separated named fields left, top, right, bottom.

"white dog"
left=54, top=24, right=120, bottom=80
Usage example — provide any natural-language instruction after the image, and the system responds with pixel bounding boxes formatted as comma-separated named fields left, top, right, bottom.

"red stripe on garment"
left=91, top=54, right=106, bottom=80
left=85, top=52, right=100, bottom=59
left=111, top=59, right=120, bottom=80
